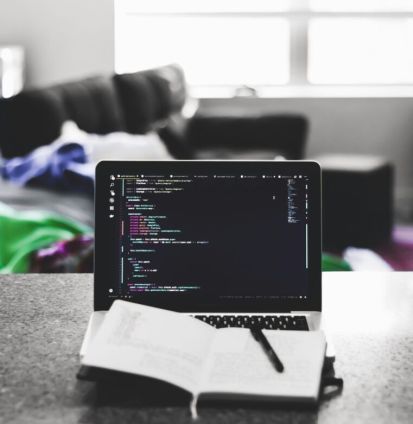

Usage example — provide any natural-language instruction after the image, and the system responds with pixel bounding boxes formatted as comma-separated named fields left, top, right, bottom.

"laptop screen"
left=95, top=161, right=321, bottom=312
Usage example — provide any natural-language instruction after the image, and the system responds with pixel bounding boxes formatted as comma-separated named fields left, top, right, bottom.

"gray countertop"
left=1, top=272, right=413, bottom=424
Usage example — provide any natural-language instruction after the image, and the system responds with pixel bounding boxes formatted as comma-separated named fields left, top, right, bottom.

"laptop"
left=80, top=160, right=326, bottom=358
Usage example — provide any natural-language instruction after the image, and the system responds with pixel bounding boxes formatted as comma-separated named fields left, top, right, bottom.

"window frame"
left=115, top=0, right=413, bottom=98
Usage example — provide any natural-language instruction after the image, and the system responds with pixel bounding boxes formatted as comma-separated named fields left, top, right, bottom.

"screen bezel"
left=94, top=160, right=321, bottom=312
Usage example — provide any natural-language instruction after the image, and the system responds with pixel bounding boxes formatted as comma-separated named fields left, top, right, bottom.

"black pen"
left=251, top=327, right=284, bottom=373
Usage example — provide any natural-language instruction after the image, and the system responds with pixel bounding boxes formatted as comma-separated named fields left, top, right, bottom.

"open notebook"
left=82, top=300, right=326, bottom=412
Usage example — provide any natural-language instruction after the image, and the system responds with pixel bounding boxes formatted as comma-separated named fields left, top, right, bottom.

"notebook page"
left=200, top=329, right=326, bottom=400
left=82, top=300, right=216, bottom=393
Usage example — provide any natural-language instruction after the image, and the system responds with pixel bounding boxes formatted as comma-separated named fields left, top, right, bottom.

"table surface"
left=1, top=272, right=413, bottom=424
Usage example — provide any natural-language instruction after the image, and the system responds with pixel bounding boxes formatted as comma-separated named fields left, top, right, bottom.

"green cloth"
left=0, top=202, right=92, bottom=273
left=322, top=253, right=352, bottom=271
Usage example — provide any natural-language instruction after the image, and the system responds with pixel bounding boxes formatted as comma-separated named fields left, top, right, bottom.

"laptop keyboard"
left=192, top=315, right=309, bottom=331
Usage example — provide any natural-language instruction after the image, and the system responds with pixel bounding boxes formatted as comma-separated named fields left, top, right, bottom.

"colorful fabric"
left=1, top=141, right=94, bottom=195
left=0, top=122, right=175, bottom=195
left=322, top=253, right=352, bottom=271
left=0, top=202, right=92, bottom=273
left=30, top=235, right=94, bottom=273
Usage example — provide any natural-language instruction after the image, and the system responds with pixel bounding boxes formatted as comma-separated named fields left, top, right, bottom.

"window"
left=308, top=1, right=413, bottom=85
left=115, top=0, right=290, bottom=89
left=115, top=0, right=413, bottom=94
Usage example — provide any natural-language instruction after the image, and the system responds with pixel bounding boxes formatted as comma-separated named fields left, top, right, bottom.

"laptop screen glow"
left=95, top=161, right=321, bottom=312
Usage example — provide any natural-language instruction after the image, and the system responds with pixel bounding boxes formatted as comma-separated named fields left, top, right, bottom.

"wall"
left=200, top=97, right=413, bottom=219
left=0, top=0, right=114, bottom=88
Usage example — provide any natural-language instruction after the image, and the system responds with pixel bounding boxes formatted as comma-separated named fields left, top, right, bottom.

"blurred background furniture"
left=315, top=154, right=394, bottom=249
left=0, top=64, right=312, bottom=273
left=0, top=64, right=308, bottom=161
left=0, top=63, right=402, bottom=272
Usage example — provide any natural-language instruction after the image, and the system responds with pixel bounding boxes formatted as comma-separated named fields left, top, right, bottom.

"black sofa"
left=0, top=64, right=308, bottom=160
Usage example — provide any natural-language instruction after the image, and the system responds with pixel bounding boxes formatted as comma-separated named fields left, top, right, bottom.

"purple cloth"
left=30, top=235, right=94, bottom=273
left=1, top=142, right=94, bottom=195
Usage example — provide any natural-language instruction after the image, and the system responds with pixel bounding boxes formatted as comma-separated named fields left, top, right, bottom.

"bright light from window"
left=120, top=0, right=289, bottom=13
left=310, top=0, right=413, bottom=12
left=0, top=46, right=24, bottom=98
left=115, top=16, right=290, bottom=86
left=308, top=19, right=413, bottom=84
left=116, top=0, right=413, bottom=91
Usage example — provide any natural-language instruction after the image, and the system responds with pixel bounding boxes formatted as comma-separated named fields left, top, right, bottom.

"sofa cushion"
left=114, top=64, right=187, bottom=134
left=58, top=76, right=125, bottom=134
left=0, top=87, right=68, bottom=158
left=157, top=113, right=194, bottom=159
left=0, top=76, right=125, bottom=159
left=152, top=64, right=187, bottom=114
left=187, top=114, right=308, bottom=159
left=114, top=71, right=159, bottom=134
